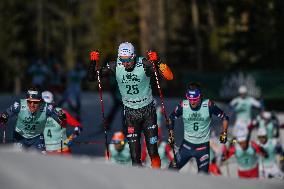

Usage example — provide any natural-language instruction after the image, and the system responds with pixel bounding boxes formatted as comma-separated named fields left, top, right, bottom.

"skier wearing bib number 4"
left=42, top=91, right=82, bottom=155
left=0, top=87, right=66, bottom=152
left=167, top=82, right=229, bottom=173
left=87, top=42, right=173, bottom=168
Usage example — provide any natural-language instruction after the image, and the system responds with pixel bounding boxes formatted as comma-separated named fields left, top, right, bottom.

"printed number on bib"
left=47, top=129, right=52, bottom=138
left=193, top=122, right=199, bottom=131
left=24, top=124, right=36, bottom=131
left=126, top=84, right=139, bottom=95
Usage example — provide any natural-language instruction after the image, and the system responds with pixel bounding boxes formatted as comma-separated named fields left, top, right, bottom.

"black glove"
left=57, top=110, right=67, bottom=126
left=0, top=112, right=9, bottom=124
left=219, top=131, right=227, bottom=144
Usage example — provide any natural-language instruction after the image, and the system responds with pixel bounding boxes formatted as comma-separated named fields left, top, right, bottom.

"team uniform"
left=109, top=143, right=131, bottom=165
left=224, top=141, right=267, bottom=179
left=258, top=138, right=284, bottom=178
left=230, top=95, right=261, bottom=135
left=90, top=56, right=162, bottom=167
left=1, top=99, right=64, bottom=151
left=169, top=99, right=229, bottom=173
left=256, top=113, right=278, bottom=140
left=44, top=108, right=82, bottom=155
left=256, top=127, right=283, bottom=179
left=107, top=132, right=131, bottom=165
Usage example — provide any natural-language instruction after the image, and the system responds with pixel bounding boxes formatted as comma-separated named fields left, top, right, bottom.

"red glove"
left=90, top=51, right=100, bottom=61
left=147, top=51, right=158, bottom=61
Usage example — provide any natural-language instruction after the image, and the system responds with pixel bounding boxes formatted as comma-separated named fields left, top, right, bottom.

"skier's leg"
left=195, top=142, right=210, bottom=174
left=31, top=134, right=46, bottom=152
left=125, top=111, right=142, bottom=166
left=143, top=123, right=161, bottom=169
left=173, top=140, right=193, bottom=170
left=143, top=103, right=160, bottom=169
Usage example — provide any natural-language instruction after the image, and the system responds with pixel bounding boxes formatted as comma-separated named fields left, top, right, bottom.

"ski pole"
left=2, top=123, right=6, bottom=144
left=90, top=51, right=110, bottom=160
left=61, top=125, right=63, bottom=154
left=147, top=51, right=177, bottom=167
left=74, top=140, right=105, bottom=145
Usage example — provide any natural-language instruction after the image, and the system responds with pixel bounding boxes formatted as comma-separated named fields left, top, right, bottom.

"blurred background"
left=0, top=0, right=284, bottom=105
left=0, top=0, right=284, bottom=159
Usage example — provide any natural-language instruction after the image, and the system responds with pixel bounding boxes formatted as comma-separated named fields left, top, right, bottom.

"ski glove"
left=90, top=51, right=100, bottom=62
left=147, top=51, right=159, bottom=62
left=57, top=110, right=66, bottom=121
left=74, top=126, right=83, bottom=136
left=168, top=129, right=175, bottom=145
left=219, top=131, right=227, bottom=144
left=64, top=134, right=77, bottom=146
left=0, top=112, right=9, bottom=124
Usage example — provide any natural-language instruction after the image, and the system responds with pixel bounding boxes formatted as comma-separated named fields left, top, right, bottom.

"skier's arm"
left=251, top=141, right=268, bottom=158
left=275, top=141, right=283, bottom=155
left=168, top=102, right=183, bottom=130
left=222, top=145, right=236, bottom=161
left=46, top=104, right=67, bottom=127
left=62, top=109, right=82, bottom=128
left=143, top=54, right=173, bottom=81
left=0, top=101, right=21, bottom=124
left=87, top=61, right=116, bottom=81
left=271, top=113, right=280, bottom=138
left=209, top=100, right=229, bottom=132
left=250, top=97, right=262, bottom=109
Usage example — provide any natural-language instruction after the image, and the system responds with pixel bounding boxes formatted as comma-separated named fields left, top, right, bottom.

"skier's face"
left=258, top=136, right=267, bottom=144
left=114, top=141, right=125, bottom=152
left=27, top=100, right=41, bottom=113
left=239, top=93, right=247, bottom=99
left=119, top=56, right=135, bottom=69
left=189, top=98, right=201, bottom=108
left=238, top=140, right=248, bottom=150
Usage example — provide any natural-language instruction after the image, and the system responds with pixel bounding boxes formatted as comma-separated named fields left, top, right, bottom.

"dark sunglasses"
left=27, top=100, right=40, bottom=104
left=119, top=57, right=134, bottom=63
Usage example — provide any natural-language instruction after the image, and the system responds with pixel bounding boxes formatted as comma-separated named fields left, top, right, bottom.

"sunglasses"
left=112, top=140, right=125, bottom=145
left=186, top=95, right=201, bottom=103
left=119, top=57, right=134, bottom=63
left=27, top=100, right=40, bottom=104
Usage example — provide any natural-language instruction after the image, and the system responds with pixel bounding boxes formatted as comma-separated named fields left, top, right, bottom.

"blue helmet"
left=186, top=89, right=201, bottom=102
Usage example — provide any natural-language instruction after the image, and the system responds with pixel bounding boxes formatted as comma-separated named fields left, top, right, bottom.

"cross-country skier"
left=222, top=129, right=268, bottom=179
left=254, top=111, right=280, bottom=140
left=0, top=87, right=66, bottom=152
left=107, top=131, right=131, bottom=165
left=256, top=127, right=284, bottom=179
left=230, top=85, right=262, bottom=136
left=167, top=82, right=229, bottom=173
left=88, top=42, right=173, bottom=168
left=42, top=91, right=82, bottom=155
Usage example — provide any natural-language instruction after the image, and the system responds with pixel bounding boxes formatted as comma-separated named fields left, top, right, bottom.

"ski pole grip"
left=90, top=51, right=100, bottom=61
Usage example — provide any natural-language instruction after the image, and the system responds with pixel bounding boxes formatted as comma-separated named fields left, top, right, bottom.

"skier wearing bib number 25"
left=0, top=87, right=67, bottom=152
left=88, top=42, right=173, bottom=168
left=167, top=82, right=229, bottom=173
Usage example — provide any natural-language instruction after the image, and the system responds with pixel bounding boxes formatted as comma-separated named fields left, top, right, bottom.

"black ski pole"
left=2, top=123, right=6, bottom=144
left=147, top=51, right=177, bottom=167
left=90, top=51, right=110, bottom=160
